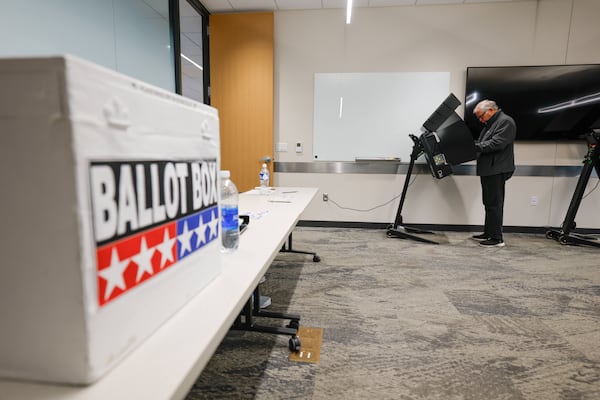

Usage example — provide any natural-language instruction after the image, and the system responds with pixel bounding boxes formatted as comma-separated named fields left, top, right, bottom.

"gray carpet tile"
left=186, top=227, right=600, bottom=400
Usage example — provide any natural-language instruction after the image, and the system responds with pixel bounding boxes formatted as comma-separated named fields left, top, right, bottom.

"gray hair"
left=474, top=100, right=499, bottom=114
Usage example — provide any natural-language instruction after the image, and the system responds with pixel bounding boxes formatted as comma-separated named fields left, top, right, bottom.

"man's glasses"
left=475, top=109, right=491, bottom=122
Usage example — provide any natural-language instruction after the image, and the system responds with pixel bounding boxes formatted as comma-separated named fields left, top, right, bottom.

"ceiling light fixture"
left=346, top=0, right=353, bottom=24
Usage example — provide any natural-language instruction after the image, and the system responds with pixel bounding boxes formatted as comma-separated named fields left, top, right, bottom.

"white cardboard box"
left=0, top=55, right=222, bottom=384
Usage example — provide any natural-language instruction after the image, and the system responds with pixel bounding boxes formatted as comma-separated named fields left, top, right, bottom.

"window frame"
left=171, top=0, right=211, bottom=104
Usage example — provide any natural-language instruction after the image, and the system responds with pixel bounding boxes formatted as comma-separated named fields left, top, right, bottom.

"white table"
left=0, top=187, right=318, bottom=400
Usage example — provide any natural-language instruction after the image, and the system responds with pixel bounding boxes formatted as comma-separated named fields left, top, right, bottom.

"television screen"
left=464, top=64, right=600, bottom=141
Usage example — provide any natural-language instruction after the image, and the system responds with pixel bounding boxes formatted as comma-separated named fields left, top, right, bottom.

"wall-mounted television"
left=464, top=64, right=600, bottom=141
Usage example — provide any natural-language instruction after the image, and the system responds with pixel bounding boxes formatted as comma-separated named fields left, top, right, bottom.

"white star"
left=156, top=228, right=176, bottom=269
left=207, top=210, right=219, bottom=239
left=132, top=237, right=155, bottom=282
left=194, top=215, right=208, bottom=247
left=98, top=247, right=130, bottom=301
left=178, top=220, right=194, bottom=257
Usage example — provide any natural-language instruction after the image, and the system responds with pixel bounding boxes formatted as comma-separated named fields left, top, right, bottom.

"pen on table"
left=281, top=191, right=297, bottom=194
left=268, top=200, right=292, bottom=203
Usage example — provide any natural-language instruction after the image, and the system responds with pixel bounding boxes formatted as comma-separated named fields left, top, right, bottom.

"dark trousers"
left=480, top=172, right=512, bottom=241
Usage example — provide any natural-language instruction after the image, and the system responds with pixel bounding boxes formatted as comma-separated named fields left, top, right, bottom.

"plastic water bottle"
left=259, top=163, right=270, bottom=194
left=220, top=170, right=239, bottom=253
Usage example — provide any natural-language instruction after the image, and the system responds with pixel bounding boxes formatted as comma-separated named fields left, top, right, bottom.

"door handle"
left=260, top=156, right=272, bottom=164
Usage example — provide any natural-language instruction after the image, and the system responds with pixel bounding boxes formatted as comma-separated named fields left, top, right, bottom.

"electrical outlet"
left=276, top=142, right=288, bottom=152
left=323, top=193, right=328, bottom=202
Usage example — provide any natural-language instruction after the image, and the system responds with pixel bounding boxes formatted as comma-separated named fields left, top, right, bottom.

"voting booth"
left=420, top=93, right=477, bottom=179
left=387, top=93, right=476, bottom=244
left=0, top=55, right=222, bottom=384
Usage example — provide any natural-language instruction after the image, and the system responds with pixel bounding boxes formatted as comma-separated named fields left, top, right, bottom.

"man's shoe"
left=471, top=233, right=489, bottom=241
left=479, top=239, right=505, bottom=247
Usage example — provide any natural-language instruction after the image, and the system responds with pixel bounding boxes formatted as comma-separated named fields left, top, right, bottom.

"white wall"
left=273, top=0, right=600, bottom=229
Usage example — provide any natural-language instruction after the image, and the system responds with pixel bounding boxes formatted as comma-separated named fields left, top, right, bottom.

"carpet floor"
left=185, top=227, right=600, bottom=400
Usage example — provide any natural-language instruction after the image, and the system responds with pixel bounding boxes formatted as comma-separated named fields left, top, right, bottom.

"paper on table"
left=240, top=209, right=270, bottom=220
left=267, top=193, right=296, bottom=203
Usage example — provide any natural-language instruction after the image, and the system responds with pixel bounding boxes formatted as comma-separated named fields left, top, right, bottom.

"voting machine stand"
left=546, top=130, right=600, bottom=248
left=386, top=93, right=477, bottom=245
left=386, top=134, right=439, bottom=244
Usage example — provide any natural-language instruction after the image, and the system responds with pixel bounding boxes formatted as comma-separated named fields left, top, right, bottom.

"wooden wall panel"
left=209, top=12, right=274, bottom=192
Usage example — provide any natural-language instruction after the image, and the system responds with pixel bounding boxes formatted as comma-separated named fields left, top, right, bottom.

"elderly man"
left=471, top=100, right=516, bottom=247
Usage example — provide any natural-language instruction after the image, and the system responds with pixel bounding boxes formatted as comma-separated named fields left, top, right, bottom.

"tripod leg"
left=548, top=133, right=600, bottom=248
left=387, top=135, right=438, bottom=244
left=386, top=226, right=438, bottom=244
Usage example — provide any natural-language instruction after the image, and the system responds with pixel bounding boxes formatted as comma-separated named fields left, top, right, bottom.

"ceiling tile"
left=201, top=0, right=526, bottom=13
left=200, top=0, right=233, bottom=13
left=228, top=0, right=277, bottom=11
left=323, top=0, right=370, bottom=8
left=416, top=0, right=464, bottom=5
left=276, top=0, right=323, bottom=10
left=464, top=0, right=516, bottom=3
left=369, top=0, right=416, bottom=6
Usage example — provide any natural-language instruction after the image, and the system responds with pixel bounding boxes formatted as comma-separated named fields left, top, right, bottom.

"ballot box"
left=0, top=55, right=222, bottom=384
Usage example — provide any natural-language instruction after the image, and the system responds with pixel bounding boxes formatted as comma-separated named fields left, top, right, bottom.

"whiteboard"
left=313, top=72, right=451, bottom=162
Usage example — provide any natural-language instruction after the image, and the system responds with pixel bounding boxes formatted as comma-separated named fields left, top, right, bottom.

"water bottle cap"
left=220, top=170, right=230, bottom=179
left=262, top=163, right=267, bottom=168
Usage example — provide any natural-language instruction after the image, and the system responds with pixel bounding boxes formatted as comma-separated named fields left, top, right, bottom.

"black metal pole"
left=393, top=135, right=422, bottom=228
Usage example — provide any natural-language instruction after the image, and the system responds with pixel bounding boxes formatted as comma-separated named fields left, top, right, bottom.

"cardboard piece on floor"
left=289, top=327, right=323, bottom=364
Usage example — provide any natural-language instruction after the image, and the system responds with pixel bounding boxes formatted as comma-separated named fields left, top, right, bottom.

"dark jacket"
left=475, top=110, right=516, bottom=176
